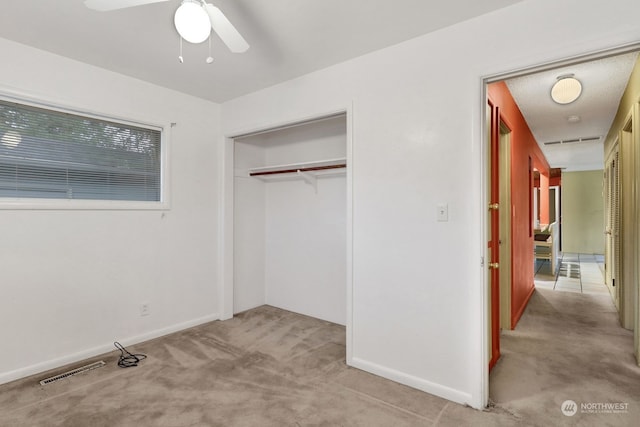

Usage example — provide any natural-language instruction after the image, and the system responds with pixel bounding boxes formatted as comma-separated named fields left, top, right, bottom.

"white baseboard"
left=349, top=357, right=476, bottom=408
left=0, top=312, right=220, bottom=386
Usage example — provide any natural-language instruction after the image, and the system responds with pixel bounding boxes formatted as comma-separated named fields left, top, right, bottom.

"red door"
left=488, top=101, right=501, bottom=370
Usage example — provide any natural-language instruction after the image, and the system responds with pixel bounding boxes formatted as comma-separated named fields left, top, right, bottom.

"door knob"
left=488, top=203, right=499, bottom=210
left=489, top=262, right=499, bottom=269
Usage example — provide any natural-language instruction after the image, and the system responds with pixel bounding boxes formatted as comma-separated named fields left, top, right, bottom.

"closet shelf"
left=248, top=158, right=346, bottom=179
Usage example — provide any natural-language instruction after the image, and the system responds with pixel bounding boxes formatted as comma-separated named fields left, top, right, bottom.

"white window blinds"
left=0, top=99, right=161, bottom=202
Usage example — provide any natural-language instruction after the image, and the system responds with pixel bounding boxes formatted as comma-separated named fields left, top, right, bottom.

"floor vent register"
left=39, top=361, right=106, bottom=385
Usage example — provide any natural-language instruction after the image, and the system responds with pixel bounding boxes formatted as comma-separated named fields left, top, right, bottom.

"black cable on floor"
left=114, top=342, right=147, bottom=368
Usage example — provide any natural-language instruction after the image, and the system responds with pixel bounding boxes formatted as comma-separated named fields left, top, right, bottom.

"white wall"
left=234, top=117, right=347, bottom=324
left=233, top=142, right=266, bottom=313
left=221, top=0, right=640, bottom=408
left=0, top=38, right=221, bottom=384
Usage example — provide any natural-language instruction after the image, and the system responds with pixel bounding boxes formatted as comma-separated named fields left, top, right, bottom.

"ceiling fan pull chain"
left=206, top=35, right=214, bottom=64
left=178, top=35, right=184, bottom=63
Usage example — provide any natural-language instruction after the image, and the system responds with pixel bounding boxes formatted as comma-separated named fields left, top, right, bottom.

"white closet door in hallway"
left=233, top=115, right=347, bottom=325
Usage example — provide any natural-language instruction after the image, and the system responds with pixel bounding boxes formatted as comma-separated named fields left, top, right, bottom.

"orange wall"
left=488, top=81, right=550, bottom=328
left=539, top=173, right=549, bottom=226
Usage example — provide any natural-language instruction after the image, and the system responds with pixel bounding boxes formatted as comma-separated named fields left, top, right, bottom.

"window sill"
left=0, top=198, right=169, bottom=211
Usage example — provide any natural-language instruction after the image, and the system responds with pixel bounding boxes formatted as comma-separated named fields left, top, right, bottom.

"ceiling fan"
left=84, top=0, right=249, bottom=53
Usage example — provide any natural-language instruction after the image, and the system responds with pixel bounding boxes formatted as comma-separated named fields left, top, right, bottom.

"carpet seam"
left=335, top=383, right=437, bottom=422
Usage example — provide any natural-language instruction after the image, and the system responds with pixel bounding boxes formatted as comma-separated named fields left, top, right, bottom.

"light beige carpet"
left=489, top=287, right=640, bottom=426
left=1, top=289, right=639, bottom=426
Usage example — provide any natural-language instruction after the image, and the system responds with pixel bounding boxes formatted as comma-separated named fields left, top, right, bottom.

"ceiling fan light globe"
left=174, top=1, right=211, bottom=44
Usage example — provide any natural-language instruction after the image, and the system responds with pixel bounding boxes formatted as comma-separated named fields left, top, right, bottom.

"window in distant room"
left=0, top=98, right=161, bottom=203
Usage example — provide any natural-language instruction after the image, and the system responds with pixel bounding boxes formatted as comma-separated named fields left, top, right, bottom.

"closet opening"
left=231, top=113, right=349, bottom=326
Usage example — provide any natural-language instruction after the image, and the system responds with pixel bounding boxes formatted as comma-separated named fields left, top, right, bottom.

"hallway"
left=489, top=253, right=640, bottom=426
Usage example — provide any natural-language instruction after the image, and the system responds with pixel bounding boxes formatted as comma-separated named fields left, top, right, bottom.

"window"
left=0, top=98, right=162, bottom=203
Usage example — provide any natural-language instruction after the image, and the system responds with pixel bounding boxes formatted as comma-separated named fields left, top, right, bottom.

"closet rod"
left=249, top=163, right=346, bottom=177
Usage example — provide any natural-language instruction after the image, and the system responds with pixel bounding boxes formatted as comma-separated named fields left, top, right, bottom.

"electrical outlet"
left=140, top=303, right=150, bottom=317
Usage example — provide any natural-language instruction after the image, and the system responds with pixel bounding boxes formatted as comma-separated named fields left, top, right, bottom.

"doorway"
left=219, top=109, right=355, bottom=364
left=499, top=122, right=512, bottom=331
left=232, top=114, right=348, bottom=324
left=604, top=142, right=620, bottom=308
left=620, top=117, right=637, bottom=330
left=486, top=100, right=500, bottom=370
left=483, top=44, right=640, bottom=405
left=487, top=113, right=513, bottom=371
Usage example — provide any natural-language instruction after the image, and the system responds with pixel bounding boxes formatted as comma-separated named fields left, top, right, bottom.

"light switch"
left=437, top=203, right=448, bottom=222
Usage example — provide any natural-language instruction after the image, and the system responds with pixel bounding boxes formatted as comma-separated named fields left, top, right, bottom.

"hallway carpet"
left=489, top=287, right=640, bottom=426
left=1, top=292, right=639, bottom=426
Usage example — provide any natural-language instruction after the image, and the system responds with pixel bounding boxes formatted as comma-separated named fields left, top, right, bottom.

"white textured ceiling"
left=0, top=0, right=522, bottom=103
left=505, top=52, right=638, bottom=172
left=1, top=1, right=633, bottom=172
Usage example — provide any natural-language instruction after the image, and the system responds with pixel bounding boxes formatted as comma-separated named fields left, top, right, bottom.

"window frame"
left=0, top=90, right=170, bottom=211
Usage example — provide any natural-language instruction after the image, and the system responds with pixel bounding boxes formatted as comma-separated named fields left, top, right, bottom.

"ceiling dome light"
left=174, top=0, right=211, bottom=44
left=551, top=74, right=582, bottom=105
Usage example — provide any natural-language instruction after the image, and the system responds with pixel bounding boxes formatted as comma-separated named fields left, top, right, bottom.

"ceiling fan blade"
left=203, top=3, right=249, bottom=53
left=84, top=0, right=170, bottom=12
